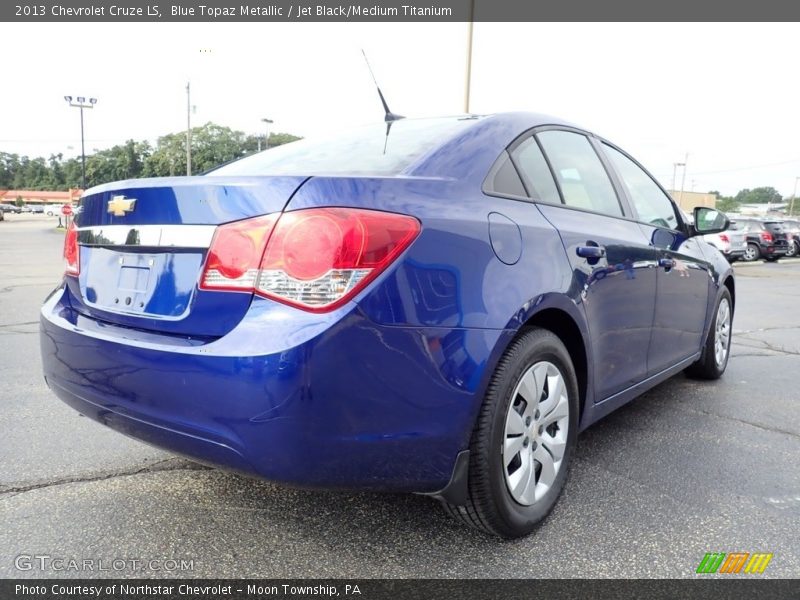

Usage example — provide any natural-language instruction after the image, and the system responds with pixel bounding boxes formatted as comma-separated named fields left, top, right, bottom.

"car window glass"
left=602, top=144, right=678, bottom=230
left=486, top=152, right=526, bottom=197
left=511, top=137, right=561, bottom=204
left=536, top=131, right=622, bottom=217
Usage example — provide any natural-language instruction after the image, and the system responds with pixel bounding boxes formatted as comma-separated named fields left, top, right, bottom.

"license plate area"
left=81, top=248, right=203, bottom=319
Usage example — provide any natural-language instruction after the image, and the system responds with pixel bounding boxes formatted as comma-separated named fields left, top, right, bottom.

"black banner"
left=4, top=0, right=800, bottom=22
left=2, top=579, right=799, bottom=600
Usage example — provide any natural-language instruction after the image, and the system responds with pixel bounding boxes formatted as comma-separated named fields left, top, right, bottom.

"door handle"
left=576, top=245, right=606, bottom=259
left=658, top=258, right=675, bottom=269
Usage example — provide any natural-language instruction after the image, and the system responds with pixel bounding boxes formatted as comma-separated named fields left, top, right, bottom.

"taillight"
left=200, top=214, right=279, bottom=292
left=761, top=232, right=773, bottom=243
left=64, top=222, right=79, bottom=276
left=200, top=208, right=420, bottom=312
left=719, top=234, right=729, bottom=243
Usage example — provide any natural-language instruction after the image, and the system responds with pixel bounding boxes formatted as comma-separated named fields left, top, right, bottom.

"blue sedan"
left=40, top=113, right=734, bottom=538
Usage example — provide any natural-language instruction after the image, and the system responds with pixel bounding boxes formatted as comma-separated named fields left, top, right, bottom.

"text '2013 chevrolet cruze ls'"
left=40, top=113, right=734, bottom=538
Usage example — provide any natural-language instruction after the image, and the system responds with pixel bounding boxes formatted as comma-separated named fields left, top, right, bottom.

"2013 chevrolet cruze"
left=40, top=113, right=734, bottom=538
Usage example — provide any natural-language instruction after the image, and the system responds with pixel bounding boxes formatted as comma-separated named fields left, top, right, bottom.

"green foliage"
left=733, top=186, right=783, bottom=205
left=15, top=196, right=23, bottom=207
left=0, top=123, right=300, bottom=190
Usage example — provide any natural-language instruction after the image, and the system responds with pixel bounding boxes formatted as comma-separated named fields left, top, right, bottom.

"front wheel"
left=685, top=288, right=732, bottom=380
left=786, top=242, right=797, bottom=257
left=443, top=328, right=579, bottom=538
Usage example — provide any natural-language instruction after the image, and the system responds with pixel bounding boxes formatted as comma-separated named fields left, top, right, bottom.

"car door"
left=511, top=130, right=659, bottom=401
left=600, top=142, right=711, bottom=375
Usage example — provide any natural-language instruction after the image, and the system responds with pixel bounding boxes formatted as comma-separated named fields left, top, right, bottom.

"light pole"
left=678, top=153, right=689, bottom=206
left=790, top=176, right=800, bottom=216
left=64, top=95, right=97, bottom=190
left=186, top=82, right=192, bottom=176
left=261, top=118, right=273, bottom=150
left=671, top=161, right=685, bottom=196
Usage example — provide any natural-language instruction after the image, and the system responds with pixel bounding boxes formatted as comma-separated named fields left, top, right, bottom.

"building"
left=0, top=189, right=82, bottom=205
left=667, top=190, right=716, bottom=212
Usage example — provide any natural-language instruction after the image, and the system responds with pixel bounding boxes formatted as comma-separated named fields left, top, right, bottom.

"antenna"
left=362, top=50, right=404, bottom=123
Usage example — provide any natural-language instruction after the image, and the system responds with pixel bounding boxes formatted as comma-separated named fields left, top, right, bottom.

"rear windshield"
left=209, top=117, right=479, bottom=177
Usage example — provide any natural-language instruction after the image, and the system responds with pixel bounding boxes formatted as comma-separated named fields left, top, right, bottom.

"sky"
left=2, top=22, right=800, bottom=196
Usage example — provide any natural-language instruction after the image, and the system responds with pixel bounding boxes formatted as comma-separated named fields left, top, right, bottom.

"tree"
left=733, top=187, right=782, bottom=205
left=0, top=121, right=299, bottom=189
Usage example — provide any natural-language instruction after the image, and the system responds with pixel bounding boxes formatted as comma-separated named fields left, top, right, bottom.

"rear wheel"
left=743, top=243, right=760, bottom=262
left=685, top=288, right=732, bottom=380
left=443, top=328, right=578, bottom=538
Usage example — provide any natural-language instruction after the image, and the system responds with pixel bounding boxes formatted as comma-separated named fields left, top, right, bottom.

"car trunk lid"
left=68, top=176, right=307, bottom=338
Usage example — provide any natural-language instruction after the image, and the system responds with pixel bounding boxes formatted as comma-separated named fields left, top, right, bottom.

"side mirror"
left=692, top=206, right=729, bottom=236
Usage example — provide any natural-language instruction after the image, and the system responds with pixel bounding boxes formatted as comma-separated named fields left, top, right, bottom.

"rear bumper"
left=40, top=285, right=504, bottom=492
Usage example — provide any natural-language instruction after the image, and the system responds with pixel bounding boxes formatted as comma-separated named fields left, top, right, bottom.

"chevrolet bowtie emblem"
left=107, top=195, right=136, bottom=217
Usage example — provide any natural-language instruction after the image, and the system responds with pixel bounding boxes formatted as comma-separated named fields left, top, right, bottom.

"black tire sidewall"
left=483, top=331, right=579, bottom=536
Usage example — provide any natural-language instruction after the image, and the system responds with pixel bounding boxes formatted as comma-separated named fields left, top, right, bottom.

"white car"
left=704, top=224, right=747, bottom=262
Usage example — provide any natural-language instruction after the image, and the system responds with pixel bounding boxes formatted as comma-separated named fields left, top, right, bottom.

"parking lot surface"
left=1, top=214, right=798, bottom=578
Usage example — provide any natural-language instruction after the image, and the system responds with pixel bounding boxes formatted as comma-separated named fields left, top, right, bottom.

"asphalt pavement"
left=1, top=213, right=798, bottom=578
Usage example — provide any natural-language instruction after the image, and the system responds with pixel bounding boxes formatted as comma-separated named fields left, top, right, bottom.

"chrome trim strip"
left=77, top=225, right=216, bottom=248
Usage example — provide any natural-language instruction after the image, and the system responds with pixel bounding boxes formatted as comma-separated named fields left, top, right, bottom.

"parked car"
left=19, top=205, right=32, bottom=213
left=40, top=113, right=734, bottom=538
left=43, top=203, right=69, bottom=216
left=778, top=219, right=799, bottom=257
left=0, top=203, right=21, bottom=214
left=704, top=223, right=747, bottom=262
left=28, top=205, right=44, bottom=214
left=0, top=209, right=4, bottom=222
left=734, top=217, right=790, bottom=262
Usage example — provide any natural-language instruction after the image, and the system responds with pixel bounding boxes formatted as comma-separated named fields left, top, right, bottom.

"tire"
left=742, top=243, right=760, bottom=262
left=787, top=242, right=797, bottom=258
left=443, top=328, right=579, bottom=538
left=685, top=288, right=732, bottom=380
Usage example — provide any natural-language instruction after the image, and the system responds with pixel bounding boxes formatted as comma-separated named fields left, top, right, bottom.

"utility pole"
left=186, top=82, right=192, bottom=176
left=791, top=176, right=799, bottom=216
left=463, top=0, right=475, bottom=113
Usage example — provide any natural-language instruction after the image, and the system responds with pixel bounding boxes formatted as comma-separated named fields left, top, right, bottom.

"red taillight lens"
left=64, top=222, right=79, bottom=276
left=200, top=214, right=279, bottom=292
left=199, top=208, right=420, bottom=312
left=761, top=232, right=773, bottom=243
left=257, top=208, right=420, bottom=312
left=719, top=234, right=729, bottom=243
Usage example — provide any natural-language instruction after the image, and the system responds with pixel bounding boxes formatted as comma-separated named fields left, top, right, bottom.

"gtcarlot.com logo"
left=696, top=552, right=773, bottom=574
left=14, top=554, right=194, bottom=573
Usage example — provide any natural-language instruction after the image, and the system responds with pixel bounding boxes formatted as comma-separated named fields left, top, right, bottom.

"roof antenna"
left=362, top=49, right=404, bottom=153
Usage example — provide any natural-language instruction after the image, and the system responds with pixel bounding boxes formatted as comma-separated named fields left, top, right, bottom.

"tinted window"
left=603, top=144, right=678, bottom=229
left=210, top=118, right=478, bottom=176
left=536, top=131, right=622, bottom=217
left=511, top=137, right=561, bottom=205
left=486, top=152, right=526, bottom=197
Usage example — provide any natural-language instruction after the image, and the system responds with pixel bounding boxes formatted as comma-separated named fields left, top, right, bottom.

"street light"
left=64, top=95, right=97, bottom=190
left=261, top=118, right=273, bottom=150
left=671, top=162, right=685, bottom=194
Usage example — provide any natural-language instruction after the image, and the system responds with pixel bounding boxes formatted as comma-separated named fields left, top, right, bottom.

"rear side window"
left=536, top=130, right=623, bottom=217
left=602, top=144, right=679, bottom=230
left=511, top=137, right=561, bottom=205
left=485, top=152, right=526, bottom=197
